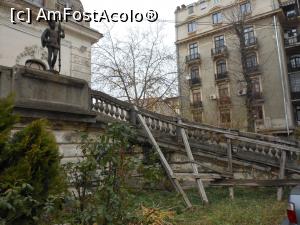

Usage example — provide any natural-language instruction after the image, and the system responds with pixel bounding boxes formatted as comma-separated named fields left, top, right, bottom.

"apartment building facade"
left=175, top=0, right=298, bottom=134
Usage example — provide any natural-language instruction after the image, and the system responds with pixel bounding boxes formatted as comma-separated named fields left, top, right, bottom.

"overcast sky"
left=81, top=0, right=195, bottom=44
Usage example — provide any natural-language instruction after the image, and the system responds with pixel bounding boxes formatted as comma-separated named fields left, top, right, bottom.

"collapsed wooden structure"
left=91, top=90, right=300, bottom=207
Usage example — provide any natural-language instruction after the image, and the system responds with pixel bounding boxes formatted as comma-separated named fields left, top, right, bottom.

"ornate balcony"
left=190, top=101, right=203, bottom=109
left=217, top=96, right=231, bottom=107
left=280, top=0, right=297, bottom=7
left=186, top=53, right=201, bottom=64
left=285, top=35, right=300, bottom=48
left=244, top=37, right=258, bottom=50
left=291, top=91, right=300, bottom=100
left=211, top=46, right=228, bottom=60
left=288, top=63, right=300, bottom=73
left=252, top=92, right=264, bottom=103
left=245, top=65, right=261, bottom=76
left=215, top=71, right=229, bottom=82
left=189, top=77, right=201, bottom=87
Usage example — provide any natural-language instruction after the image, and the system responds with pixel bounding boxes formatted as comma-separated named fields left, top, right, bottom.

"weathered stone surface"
left=0, top=65, right=96, bottom=123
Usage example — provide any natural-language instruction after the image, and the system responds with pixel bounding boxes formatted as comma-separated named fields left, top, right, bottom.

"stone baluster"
left=156, top=119, right=161, bottom=131
left=150, top=117, right=156, bottom=129
left=109, top=104, right=115, bottom=116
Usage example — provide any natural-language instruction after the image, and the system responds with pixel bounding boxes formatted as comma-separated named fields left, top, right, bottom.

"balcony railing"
left=189, top=77, right=201, bottom=86
left=280, top=0, right=296, bottom=7
left=285, top=35, right=300, bottom=47
left=186, top=53, right=201, bottom=64
left=291, top=92, right=300, bottom=99
left=217, top=96, right=231, bottom=106
left=211, top=46, right=228, bottom=58
left=215, top=71, right=228, bottom=81
left=190, top=101, right=203, bottom=108
left=245, top=65, right=260, bottom=75
left=252, top=92, right=264, bottom=101
left=288, top=63, right=300, bottom=73
left=286, top=9, right=299, bottom=19
left=244, top=37, right=258, bottom=48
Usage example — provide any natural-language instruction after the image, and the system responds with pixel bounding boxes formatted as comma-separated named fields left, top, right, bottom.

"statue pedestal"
left=0, top=65, right=96, bottom=123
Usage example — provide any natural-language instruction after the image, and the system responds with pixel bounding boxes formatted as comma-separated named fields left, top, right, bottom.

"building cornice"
left=175, top=9, right=283, bottom=45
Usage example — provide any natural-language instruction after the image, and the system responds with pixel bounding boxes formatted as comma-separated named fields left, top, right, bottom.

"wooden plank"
left=173, top=173, right=223, bottom=179
left=277, top=150, right=287, bottom=201
left=227, top=139, right=234, bottom=200
left=135, top=107, right=192, bottom=208
left=178, top=119, right=209, bottom=204
left=227, top=139, right=233, bottom=173
left=211, top=179, right=300, bottom=187
left=169, top=161, right=233, bottom=178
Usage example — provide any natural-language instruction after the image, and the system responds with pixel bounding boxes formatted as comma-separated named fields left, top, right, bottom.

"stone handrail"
left=90, top=89, right=300, bottom=162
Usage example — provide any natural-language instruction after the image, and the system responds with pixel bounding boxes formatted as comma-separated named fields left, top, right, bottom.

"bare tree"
left=225, top=4, right=269, bottom=132
left=92, top=24, right=178, bottom=109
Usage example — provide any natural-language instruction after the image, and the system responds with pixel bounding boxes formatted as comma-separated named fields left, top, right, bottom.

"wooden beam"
left=169, top=161, right=233, bottom=178
left=178, top=119, right=209, bottom=204
left=227, top=139, right=234, bottom=200
left=135, top=107, right=192, bottom=208
left=211, top=179, right=300, bottom=187
left=277, top=150, right=287, bottom=201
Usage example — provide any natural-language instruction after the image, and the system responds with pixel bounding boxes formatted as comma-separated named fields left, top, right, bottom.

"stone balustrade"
left=90, top=88, right=300, bottom=167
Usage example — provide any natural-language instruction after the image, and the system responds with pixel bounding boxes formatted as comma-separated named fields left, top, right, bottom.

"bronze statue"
left=41, top=20, right=65, bottom=72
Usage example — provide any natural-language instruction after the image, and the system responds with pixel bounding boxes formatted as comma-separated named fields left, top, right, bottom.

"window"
left=188, top=5, right=194, bottom=14
left=191, top=66, right=199, bottom=80
left=296, top=106, right=300, bottom=124
left=246, top=54, right=258, bottom=69
left=188, top=21, right=197, bottom=33
left=290, top=55, right=300, bottom=69
left=193, top=112, right=203, bottom=123
left=287, top=29, right=298, bottom=38
left=216, top=59, right=227, bottom=75
left=214, top=35, right=225, bottom=48
left=285, top=29, right=298, bottom=45
left=220, top=109, right=231, bottom=124
left=193, top=91, right=202, bottom=104
left=253, top=105, right=264, bottom=120
left=287, top=9, right=297, bottom=18
left=251, top=79, right=261, bottom=94
left=290, top=74, right=300, bottom=92
left=240, top=2, right=251, bottom=15
left=200, top=0, right=207, bottom=10
left=219, top=85, right=229, bottom=98
left=189, top=43, right=198, bottom=58
left=244, top=26, right=255, bottom=46
left=212, top=12, right=223, bottom=24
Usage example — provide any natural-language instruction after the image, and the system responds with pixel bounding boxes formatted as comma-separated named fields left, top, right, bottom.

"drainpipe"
left=175, top=11, right=182, bottom=117
left=273, top=15, right=290, bottom=136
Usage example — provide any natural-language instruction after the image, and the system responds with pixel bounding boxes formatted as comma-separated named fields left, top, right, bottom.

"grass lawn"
left=131, top=187, right=289, bottom=225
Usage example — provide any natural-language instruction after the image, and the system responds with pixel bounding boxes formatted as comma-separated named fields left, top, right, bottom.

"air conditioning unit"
left=238, top=88, right=247, bottom=96
left=209, top=94, right=217, bottom=100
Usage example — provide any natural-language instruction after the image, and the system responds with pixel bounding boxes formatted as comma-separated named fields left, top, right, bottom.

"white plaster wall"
left=0, top=5, right=99, bottom=84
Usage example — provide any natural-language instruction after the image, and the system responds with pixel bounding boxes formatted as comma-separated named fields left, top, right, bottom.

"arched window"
left=216, top=59, right=226, bottom=75
left=25, top=59, right=46, bottom=71
left=290, top=55, right=300, bottom=69
left=245, top=53, right=257, bottom=69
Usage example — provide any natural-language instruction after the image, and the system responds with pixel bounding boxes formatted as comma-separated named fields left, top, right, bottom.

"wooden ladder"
left=135, top=107, right=208, bottom=207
